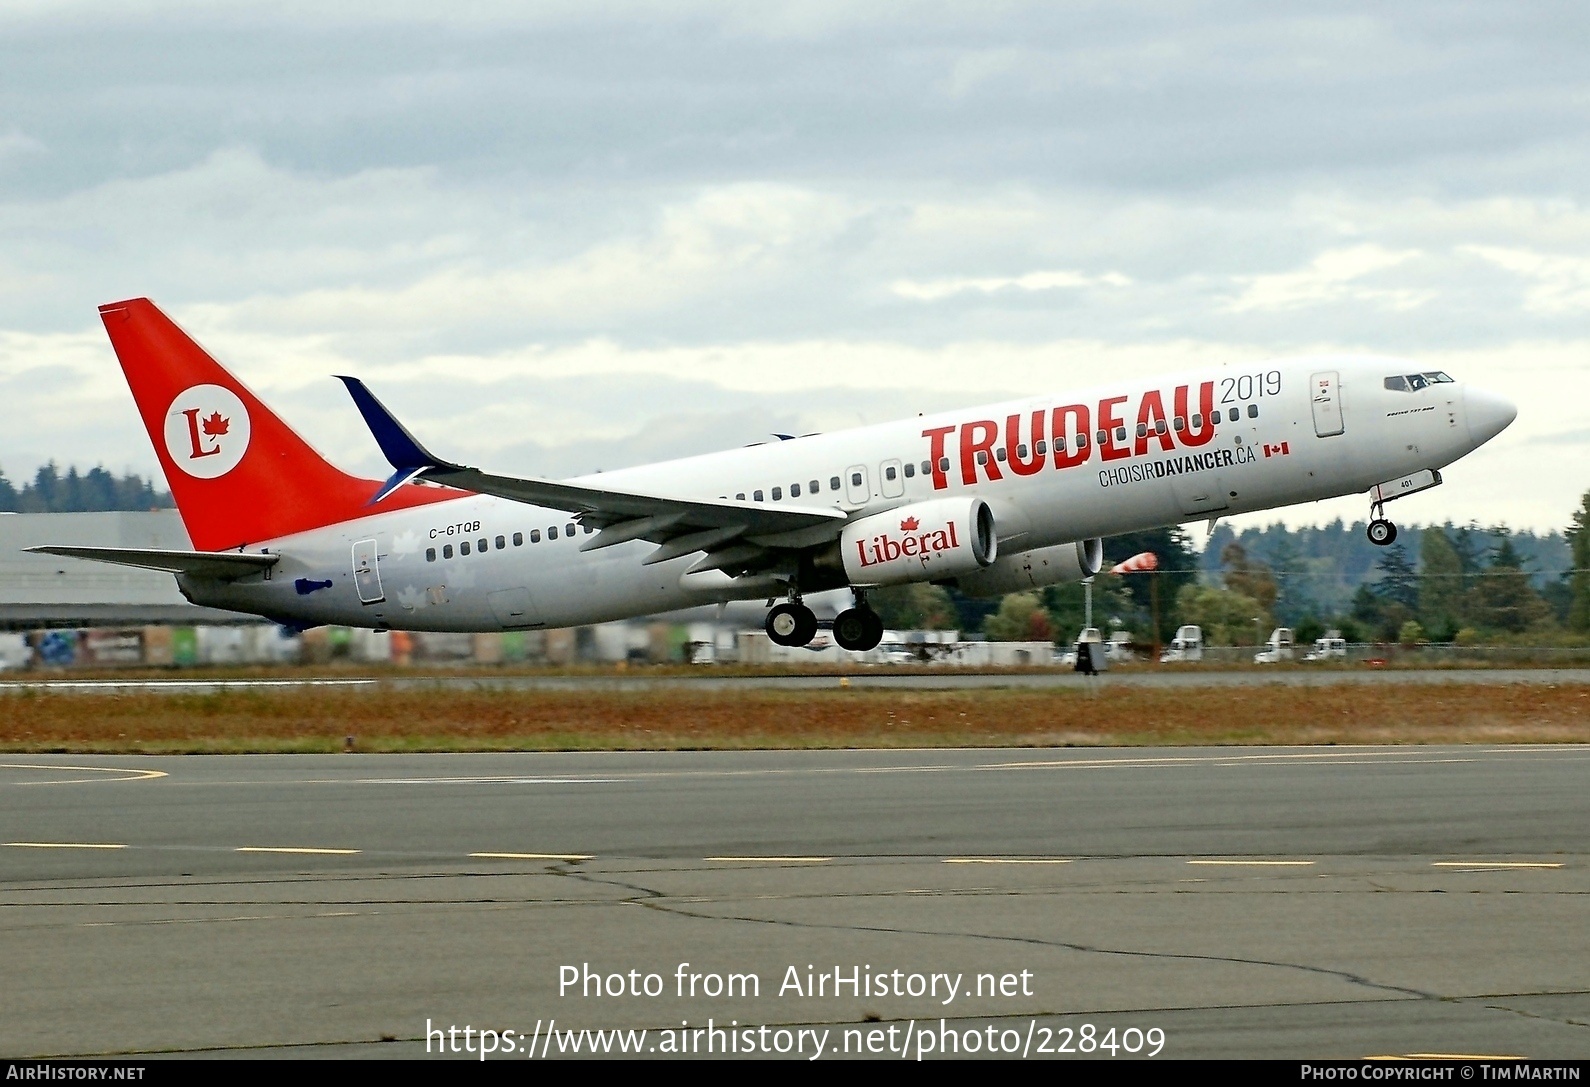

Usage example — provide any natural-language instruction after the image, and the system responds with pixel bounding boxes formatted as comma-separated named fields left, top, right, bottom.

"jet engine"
left=953, top=538, right=1103, bottom=597
left=838, top=497, right=996, bottom=587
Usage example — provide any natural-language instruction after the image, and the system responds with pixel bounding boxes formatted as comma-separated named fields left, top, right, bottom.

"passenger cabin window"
left=830, top=476, right=841, bottom=490
left=1136, top=423, right=1147, bottom=438
left=754, top=490, right=764, bottom=501
left=584, top=524, right=594, bottom=534
left=1173, top=416, right=1185, bottom=431
left=1015, top=445, right=1027, bottom=459
left=1077, top=433, right=1088, bottom=448
left=771, top=486, right=782, bottom=500
left=478, top=538, right=488, bottom=552
left=1247, top=404, right=1258, bottom=418
left=1227, top=407, right=1240, bottom=422
left=810, top=479, right=821, bottom=493
left=460, top=541, right=471, bottom=556
left=530, top=529, right=541, bottom=543
left=975, top=450, right=988, bottom=465
left=548, top=526, right=558, bottom=540
left=426, top=547, right=436, bottom=562
left=736, top=492, right=746, bottom=500
left=1114, top=427, right=1126, bottom=442
left=566, top=523, right=576, bottom=536
left=884, top=466, right=897, bottom=480
left=791, top=482, right=801, bottom=496
left=443, top=544, right=453, bottom=559
left=903, top=463, right=915, bottom=478
left=851, top=472, right=862, bottom=487
left=920, top=461, right=931, bottom=476
left=937, top=458, right=949, bottom=473
left=512, top=532, right=523, bottom=546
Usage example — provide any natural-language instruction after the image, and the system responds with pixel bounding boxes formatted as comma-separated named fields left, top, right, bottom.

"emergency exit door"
left=352, top=539, right=384, bottom=604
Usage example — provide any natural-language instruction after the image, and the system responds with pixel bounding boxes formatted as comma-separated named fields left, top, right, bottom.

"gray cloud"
left=0, top=2, right=1586, bottom=529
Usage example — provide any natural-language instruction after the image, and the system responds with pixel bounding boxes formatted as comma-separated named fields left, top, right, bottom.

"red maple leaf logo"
left=900, top=516, right=920, bottom=532
left=201, top=412, right=230, bottom=437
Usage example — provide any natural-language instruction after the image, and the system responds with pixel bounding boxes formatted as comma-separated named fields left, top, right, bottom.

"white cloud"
left=891, top=269, right=1131, bottom=301
left=1459, top=245, right=1590, bottom=314
left=1226, top=244, right=1429, bottom=313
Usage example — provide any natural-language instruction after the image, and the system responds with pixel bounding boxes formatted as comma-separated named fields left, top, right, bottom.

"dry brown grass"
left=2, top=682, right=1588, bottom=753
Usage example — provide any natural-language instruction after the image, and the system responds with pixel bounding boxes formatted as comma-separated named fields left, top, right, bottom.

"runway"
left=3, top=746, right=1589, bottom=1059
left=4, top=665, right=1590, bottom=695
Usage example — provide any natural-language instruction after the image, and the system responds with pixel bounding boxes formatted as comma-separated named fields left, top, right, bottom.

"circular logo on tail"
left=163, top=384, right=251, bottom=478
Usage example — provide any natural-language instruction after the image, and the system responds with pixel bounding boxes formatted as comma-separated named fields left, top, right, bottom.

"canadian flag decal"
left=1263, top=442, right=1290, bottom=458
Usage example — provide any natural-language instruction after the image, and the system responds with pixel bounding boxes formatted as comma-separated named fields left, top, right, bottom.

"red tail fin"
left=100, top=298, right=456, bottom=551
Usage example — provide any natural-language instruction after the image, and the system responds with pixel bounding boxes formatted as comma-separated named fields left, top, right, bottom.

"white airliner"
left=30, top=298, right=1516, bottom=651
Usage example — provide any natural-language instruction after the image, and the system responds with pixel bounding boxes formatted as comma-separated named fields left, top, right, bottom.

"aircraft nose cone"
left=1465, top=386, right=1517, bottom=448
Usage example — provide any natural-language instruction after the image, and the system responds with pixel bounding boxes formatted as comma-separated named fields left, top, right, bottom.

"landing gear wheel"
left=1367, top=518, right=1398, bottom=546
left=832, top=606, right=884, bottom=652
left=765, top=602, right=818, bottom=647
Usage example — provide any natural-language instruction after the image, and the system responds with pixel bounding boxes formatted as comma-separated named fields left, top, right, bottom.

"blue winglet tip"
left=335, top=375, right=444, bottom=472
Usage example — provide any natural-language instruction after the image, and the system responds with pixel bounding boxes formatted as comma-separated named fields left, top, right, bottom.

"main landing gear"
left=764, top=590, right=885, bottom=652
left=1366, top=500, right=1398, bottom=547
left=765, top=599, right=818, bottom=647
left=832, top=591, right=884, bottom=652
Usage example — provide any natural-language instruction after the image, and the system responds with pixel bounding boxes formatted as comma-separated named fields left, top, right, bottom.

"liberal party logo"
left=163, top=384, right=251, bottom=479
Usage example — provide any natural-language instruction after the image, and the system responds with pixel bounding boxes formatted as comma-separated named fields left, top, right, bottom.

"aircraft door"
left=879, top=458, right=905, bottom=499
left=844, top=464, right=870, bottom=505
left=1311, top=371, right=1344, bottom=437
left=352, top=538, right=384, bottom=604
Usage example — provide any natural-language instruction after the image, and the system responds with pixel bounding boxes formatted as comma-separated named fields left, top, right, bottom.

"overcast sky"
left=1, top=2, right=1585, bottom=533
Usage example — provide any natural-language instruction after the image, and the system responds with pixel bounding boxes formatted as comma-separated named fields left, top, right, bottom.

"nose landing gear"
left=1366, top=500, right=1398, bottom=546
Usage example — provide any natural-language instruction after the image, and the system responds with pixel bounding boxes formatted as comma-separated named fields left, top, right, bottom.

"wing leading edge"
left=336, top=377, right=848, bottom=574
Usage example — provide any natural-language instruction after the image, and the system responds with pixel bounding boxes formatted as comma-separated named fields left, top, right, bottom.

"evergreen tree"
left=1568, top=490, right=1590, bottom=633
left=1220, top=542, right=1277, bottom=622
left=1105, top=526, right=1197, bottom=642
left=1419, top=526, right=1465, bottom=638
left=1469, top=533, right=1550, bottom=634
left=1373, top=543, right=1419, bottom=611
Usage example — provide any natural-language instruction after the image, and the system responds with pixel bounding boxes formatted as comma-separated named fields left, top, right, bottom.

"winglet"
left=336, top=376, right=453, bottom=472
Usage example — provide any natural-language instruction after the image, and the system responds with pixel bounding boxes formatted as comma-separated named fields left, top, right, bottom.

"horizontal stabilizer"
left=24, top=545, right=279, bottom=582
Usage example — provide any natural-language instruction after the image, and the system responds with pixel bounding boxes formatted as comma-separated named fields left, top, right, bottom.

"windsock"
left=1111, top=551, right=1159, bottom=574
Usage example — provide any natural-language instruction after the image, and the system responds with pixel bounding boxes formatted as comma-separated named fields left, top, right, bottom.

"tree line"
left=0, top=463, right=173, bottom=513
left=872, top=494, right=1590, bottom=648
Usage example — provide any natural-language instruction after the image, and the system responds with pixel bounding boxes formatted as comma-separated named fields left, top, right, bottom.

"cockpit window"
left=1385, top=372, right=1449, bottom=392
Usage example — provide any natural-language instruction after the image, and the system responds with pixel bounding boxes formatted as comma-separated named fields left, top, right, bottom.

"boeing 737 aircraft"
left=30, top=298, right=1516, bottom=651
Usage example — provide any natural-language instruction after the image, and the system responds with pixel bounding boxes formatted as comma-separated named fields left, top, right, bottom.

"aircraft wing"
left=24, top=546, right=278, bottom=581
left=337, top=377, right=847, bottom=572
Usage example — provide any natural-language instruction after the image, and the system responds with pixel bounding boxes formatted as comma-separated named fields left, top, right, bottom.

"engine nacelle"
left=840, top=497, right=996, bottom=587
left=953, top=538, right=1104, bottom=597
